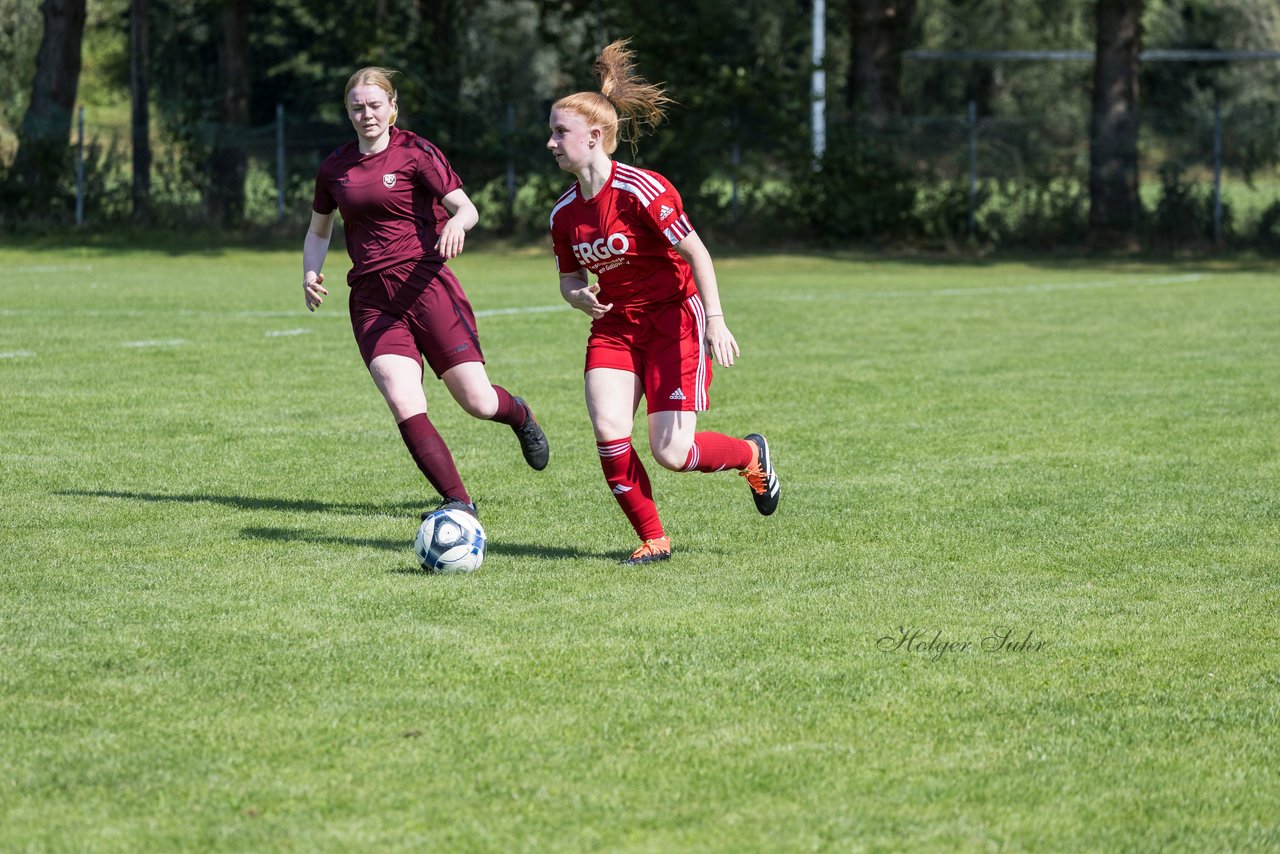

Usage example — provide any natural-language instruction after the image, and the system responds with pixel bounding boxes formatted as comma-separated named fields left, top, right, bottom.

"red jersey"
left=312, top=127, right=463, bottom=282
left=549, top=161, right=697, bottom=309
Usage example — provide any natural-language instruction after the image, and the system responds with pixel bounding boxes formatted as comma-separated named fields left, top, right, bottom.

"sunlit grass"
left=1, top=240, right=1277, bottom=850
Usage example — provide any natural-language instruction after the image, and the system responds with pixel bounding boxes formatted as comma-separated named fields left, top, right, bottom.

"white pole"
left=811, top=0, right=826, bottom=167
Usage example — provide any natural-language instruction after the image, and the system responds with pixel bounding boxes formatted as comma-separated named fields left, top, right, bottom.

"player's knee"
left=445, top=384, right=494, bottom=419
left=651, top=438, right=690, bottom=471
left=457, top=392, right=495, bottom=419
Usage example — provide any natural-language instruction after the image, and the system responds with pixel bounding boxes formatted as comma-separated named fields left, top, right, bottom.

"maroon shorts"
left=349, top=259, right=484, bottom=378
left=585, top=294, right=711, bottom=412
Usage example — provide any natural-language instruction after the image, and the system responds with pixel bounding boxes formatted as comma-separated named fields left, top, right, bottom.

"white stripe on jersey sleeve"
left=549, top=188, right=578, bottom=228
left=611, top=178, right=657, bottom=207
left=662, top=214, right=693, bottom=246
left=614, top=163, right=666, bottom=196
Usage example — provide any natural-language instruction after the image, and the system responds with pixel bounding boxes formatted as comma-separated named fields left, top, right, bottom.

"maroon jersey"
left=549, top=161, right=696, bottom=309
left=312, top=127, right=463, bottom=282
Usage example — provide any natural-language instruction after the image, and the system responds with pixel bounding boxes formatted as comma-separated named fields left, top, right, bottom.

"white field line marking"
left=0, top=309, right=148, bottom=317
left=1, top=304, right=570, bottom=320
left=12, top=264, right=94, bottom=274
left=265, top=328, right=310, bottom=337
left=776, top=273, right=1206, bottom=301
left=0, top=350, right=36, bottom=358
left=475, top=304, right=567, bottom=317
left=122, top=339, right=186, bottom=348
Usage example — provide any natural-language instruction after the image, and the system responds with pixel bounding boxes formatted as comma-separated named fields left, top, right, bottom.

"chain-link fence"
left=59, top=98, right=1280, bottom=248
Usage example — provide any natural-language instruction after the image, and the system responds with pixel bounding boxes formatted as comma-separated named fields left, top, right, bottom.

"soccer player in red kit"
left=302, top=67, right=548, bottom=522
left=546, top=40, right=780, bottom=565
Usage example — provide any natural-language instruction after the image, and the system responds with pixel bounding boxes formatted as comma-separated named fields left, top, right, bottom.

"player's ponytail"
left=552, top=38, right=672, bottom=155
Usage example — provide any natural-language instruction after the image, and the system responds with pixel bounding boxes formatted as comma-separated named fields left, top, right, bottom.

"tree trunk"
left=130, top=0, right=152, bottom=221
left=9, top=0, right=86, bottom=214
left=848, top=0, right=916, bottom=126
left=208, top=0, right=249, bottom=228
left=1089, top=0, right=1142, bottom=241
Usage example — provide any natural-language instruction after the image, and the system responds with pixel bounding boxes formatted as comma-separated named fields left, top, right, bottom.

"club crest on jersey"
left=572, top=233, right=631, bottom=265
left=382, top=173, right=397, bottom=188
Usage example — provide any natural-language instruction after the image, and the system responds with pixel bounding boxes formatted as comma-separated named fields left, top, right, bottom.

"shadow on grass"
left=58, top=489, right=420, bottom=516
left=242, top=526, right=612, bottom=562
left=61, top=489, right=619, bottom=561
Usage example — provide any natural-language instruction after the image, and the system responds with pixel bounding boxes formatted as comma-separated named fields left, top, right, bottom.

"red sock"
left=488, top=385, right=528, bottom=428
left=680, top=432, right=754, bottom=473
left=597, top=438, right=664, bottom=541
left=397, top=413, right=470, bottom=503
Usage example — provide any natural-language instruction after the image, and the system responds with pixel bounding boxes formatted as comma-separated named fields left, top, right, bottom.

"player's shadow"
left=58, top=489, right=422, bottom=516
left=242, top=526, right=611, bottom=562
left=60, top=490, right=615, bottom=561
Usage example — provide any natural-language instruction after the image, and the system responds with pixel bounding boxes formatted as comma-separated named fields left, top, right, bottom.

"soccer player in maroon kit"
left=302, top=67, right=548, bottom=521
left=546, top=40, right=780, bottom=565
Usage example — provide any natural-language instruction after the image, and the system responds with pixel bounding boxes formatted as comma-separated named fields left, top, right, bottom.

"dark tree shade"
left=8, top=0, right=87, bottom=214
left=1089, top=0, right=1142, bottom=238
left=848, top=0, right=918, bottom=125
left=209, top=0, right=250, bottom=227
left=131, top=0, right=152, bottom=221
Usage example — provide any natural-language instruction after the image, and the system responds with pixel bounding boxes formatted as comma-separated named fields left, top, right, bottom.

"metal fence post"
left=1213, top=93, right=1222, bottom=246
left=276, top=103, right=286, bottom=224
left=731, top=106, right=740, bottom=226
left=75, top=106, right=85, bottom=227
left=968, top=100, right=977, bottom=237
left=505, top=102, right=516, bottom=210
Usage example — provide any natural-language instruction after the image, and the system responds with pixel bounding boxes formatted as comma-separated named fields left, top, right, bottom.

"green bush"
left=1147, top=162, right=1232, bottom=246
left=787, top=129, right=917, bottom=242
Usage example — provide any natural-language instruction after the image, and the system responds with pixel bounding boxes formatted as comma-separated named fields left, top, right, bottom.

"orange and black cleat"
left=624, top=536, right=672, bottom=565
left=741, top=433, right=780, bottom=516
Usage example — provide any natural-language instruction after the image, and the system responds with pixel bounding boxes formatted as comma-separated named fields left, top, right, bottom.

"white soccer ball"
left=414, top=508, right=486, bottom=573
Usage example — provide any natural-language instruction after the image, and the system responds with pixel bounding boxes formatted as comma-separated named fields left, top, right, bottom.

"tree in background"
left=1089, top=0, right=1143, bottom=241
left=6, top=0, right=86, bottom=219
left=849, top=0, right=918, bottom=125
left=208, top=0, right=249, bottom=227
left=130, top=0, right=151, bottom=221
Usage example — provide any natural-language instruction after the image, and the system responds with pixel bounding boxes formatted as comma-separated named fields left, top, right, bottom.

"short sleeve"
left=413, top=140, right=464, bottom=200
left=632, top=169, right=693, bottom=246
left=550, top=228, right=580, bottom=275
left=311, top=164, right=336, bottom=215
left=549, top=190, right=583, bottom=275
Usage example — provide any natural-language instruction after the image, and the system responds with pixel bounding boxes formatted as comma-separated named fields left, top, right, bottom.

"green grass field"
left=1, top=239, right=1277, bottom=851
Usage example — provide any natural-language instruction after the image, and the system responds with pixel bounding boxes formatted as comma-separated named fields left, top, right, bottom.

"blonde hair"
left=552, top=39, right=672, bottom=155
left=345, top=67, right=399, bottom=126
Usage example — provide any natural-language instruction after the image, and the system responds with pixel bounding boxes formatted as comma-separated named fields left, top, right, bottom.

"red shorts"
left=585, top=294, right=711, bottom=412
left=349, top=259, right=484, bottom=378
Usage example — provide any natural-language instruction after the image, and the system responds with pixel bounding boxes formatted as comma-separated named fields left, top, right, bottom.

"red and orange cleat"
left=624, top=536, right=672, bottom=565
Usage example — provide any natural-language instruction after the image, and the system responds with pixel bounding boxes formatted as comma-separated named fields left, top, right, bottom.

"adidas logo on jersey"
left=668, top=388, right=686, bottom=401
left=658, top=205, right=675, bottom=220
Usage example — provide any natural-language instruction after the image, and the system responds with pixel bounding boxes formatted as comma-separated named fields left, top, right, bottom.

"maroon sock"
left=397, top=413, right=470, bottom=503
left=680, top=432, right=754, bottom=472
left=597, top=438, right=665, bottom=541
left=488, top=385, right=528, bottom=428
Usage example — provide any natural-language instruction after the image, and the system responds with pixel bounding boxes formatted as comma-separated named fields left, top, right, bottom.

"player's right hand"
left=568, top=282, right=613, bottom=319
left=303, top=272, right=328, bottom=312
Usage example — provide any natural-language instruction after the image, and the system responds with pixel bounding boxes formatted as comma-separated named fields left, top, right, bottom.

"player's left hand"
left=705, top=316, right=740, bottom=367
left=436, top=220, right=466, bottom=260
